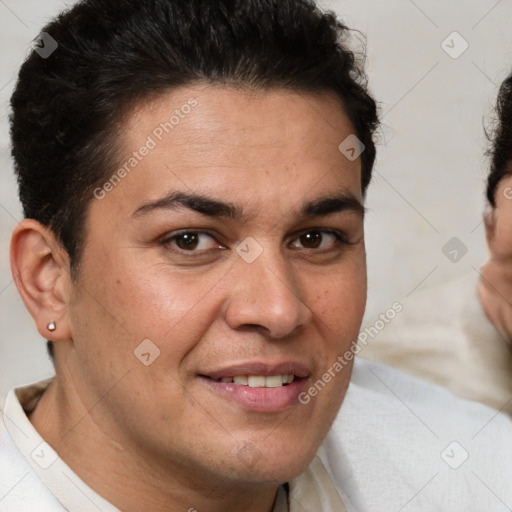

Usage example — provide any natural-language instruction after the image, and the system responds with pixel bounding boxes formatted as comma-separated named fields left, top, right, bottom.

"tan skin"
left=11, top=85, right=366, bottom=512
left=480, top=173, right=512, bottom=343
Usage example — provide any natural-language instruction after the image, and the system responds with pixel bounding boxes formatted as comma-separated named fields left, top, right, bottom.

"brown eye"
left=299, top=231, right=322, bottom=249
left=175, top=233, right=200, bottom=250
left=290, top=230, right=345, bottom=250
left=161, top=231, right=221, bottom=252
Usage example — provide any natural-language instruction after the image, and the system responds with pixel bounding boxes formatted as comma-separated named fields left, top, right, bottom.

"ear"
left=10, top=219, right=72, bottom=342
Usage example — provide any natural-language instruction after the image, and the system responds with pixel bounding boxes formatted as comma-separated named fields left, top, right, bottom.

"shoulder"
left=320, top=358, right=512, bottom=512
left=0, top=392, right=66, bottom=512
left=342, top=357, right=511, bottom=430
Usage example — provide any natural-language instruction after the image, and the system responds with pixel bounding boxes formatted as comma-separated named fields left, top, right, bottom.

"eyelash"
left=159, top=228, right=353, bottom=257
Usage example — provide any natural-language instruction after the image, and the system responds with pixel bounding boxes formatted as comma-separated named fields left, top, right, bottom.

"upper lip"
left=200, top=361, right=311, bottom=380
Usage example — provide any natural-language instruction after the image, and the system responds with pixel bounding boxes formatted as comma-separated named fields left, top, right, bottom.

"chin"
left=225, top=436, right=320, bottom=485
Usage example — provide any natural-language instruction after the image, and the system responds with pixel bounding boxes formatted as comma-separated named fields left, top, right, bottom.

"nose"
left=223, top=249, right=312, bottom=339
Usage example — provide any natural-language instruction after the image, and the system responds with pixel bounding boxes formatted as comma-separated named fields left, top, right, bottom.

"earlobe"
left=10, top=219, right=72, bottom=342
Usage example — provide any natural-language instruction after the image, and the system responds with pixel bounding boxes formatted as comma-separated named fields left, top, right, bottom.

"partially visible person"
left=362, top=73, right=512, bottom=414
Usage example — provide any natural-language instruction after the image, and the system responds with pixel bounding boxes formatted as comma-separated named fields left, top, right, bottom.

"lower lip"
left=199, top=376, right=307, bottom=412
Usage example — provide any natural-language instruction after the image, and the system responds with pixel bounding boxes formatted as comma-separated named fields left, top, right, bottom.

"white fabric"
left=0, top=385, right=119, bottom=512
left=2, top=358, right=512, bottom=511
left=361, top=271, right=512, bottom=413
left=325, top=358, right=512, bottom=511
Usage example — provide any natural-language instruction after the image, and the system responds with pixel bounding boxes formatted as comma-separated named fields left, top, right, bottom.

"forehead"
left=127, top=84, right=352, bottom=138
left=93, top=84, right=362, bottom=220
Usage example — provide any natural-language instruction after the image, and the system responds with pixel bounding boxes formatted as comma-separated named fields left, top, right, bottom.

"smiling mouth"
left=199, top=371, right=307, bottom=411
left=206, top=374, right=295, bottom=388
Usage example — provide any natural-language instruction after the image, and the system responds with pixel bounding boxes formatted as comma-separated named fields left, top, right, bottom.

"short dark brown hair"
left=487, top=73, right=512, bottom=206
left=10, top=0, right=379, bottom=360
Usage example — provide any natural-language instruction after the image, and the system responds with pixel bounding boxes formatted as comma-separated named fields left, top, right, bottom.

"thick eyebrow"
left=132, top=192, right=245, bottom=220
left=132, top=190, right=365, bottom=220
left=299, top=195, right=365, bottom=220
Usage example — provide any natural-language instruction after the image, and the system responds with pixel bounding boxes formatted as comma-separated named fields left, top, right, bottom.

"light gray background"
left=1, top=0, right=510, bottom=394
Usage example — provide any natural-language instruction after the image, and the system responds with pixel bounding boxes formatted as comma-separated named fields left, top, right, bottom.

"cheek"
left=305, top=261, right=367, bottom=338
left=74, top=255, right=229, bottom=362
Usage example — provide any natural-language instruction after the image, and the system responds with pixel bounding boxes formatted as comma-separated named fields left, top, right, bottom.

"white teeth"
left=265, top=375, right=283, bottom=388
left=248, top=376, right=266, bottom=388
left=217, top=374, right=295, bottom=387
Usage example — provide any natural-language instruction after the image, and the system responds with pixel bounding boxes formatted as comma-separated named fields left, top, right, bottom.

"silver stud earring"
left=47, top=321, right=56, bottom=332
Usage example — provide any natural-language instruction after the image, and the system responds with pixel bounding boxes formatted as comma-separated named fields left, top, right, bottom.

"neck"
left=28, top=376, right=280, bottom=512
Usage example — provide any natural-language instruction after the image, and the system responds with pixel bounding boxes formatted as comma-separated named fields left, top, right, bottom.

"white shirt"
left=2, top=357, right=512, bottom=511
left=361, top=271, right=512, bottom=412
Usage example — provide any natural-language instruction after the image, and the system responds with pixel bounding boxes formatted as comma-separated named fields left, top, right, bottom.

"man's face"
left=64, top=85, right=366, bottom=485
